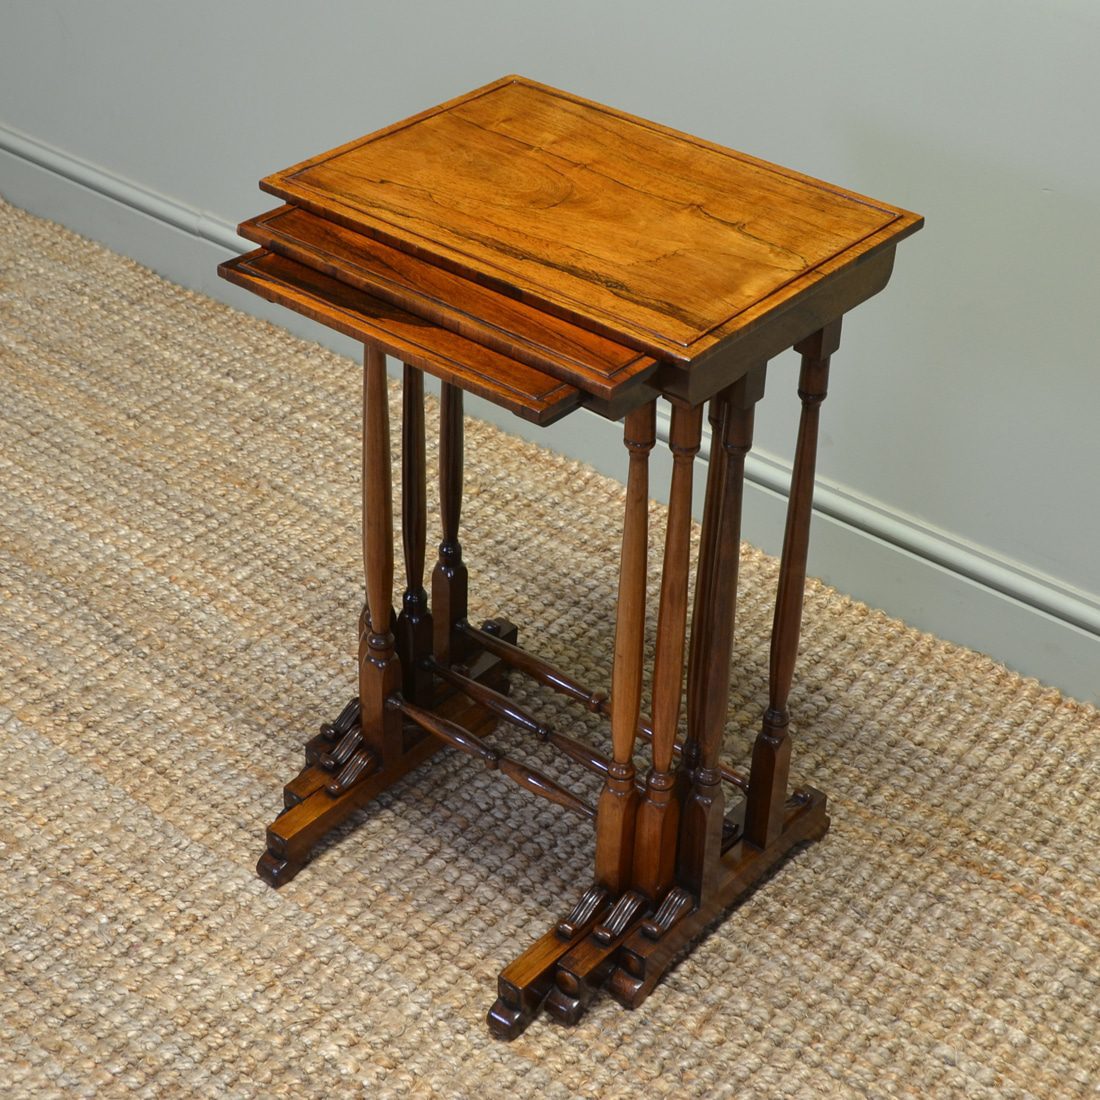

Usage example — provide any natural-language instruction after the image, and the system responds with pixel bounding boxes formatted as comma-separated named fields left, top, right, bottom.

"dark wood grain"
left=234, top=76, right=921, bottom=1032
left=258, top=645, right=510, bottom=886
left=261, top=76, right=922, bottom=361
left=611, top=788, right=829, bottom=1009
left=390, top=695, right=595, bottom=820
left=432, top=383, right=468, bottom=666
left=359, top=346, right=404, bottom=767
left=461, top=622, right=608, bottom=712
left=488, top=884, right=611, bottom=1040
left=218, top=250, right=581, bottom=424
left=430, top=658, right=614, bottom=780
left=239, top=206, right=659, bottom=401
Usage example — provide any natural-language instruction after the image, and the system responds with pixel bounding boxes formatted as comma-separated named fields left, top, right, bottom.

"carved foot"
left=543, top=891, right=652, bottom=1026
left=593, top=889, right=646, bottom=944
left=257, top=637, right=513, bottom=890
left=487, top=884, right=612, bottom=1040
left=640, top=885, right=695, bottom=940
left=609, top=787, right=830, bottom=1008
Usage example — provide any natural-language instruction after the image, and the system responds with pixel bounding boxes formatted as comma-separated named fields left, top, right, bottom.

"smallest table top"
left=261, top=76, right=922, bottom=365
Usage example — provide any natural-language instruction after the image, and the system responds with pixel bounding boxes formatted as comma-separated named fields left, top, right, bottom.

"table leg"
left=678, top=364, right=765, bottom=899
left=745, top=321, right=840, bottom=847
left=594, top=402, right=656, bottom=894
left=630, top=401, right=704, bottom=900
left=608, top=343, right=833, bottom=1010
left=395, top=364, right=433, bottom=703
left=432, top=381, right=468, bottom=667
left=352, top=346, right=404, bottom=775
left=256, top=352, right=509, bottom=887
left=544, top=400, right=704, bottom=1025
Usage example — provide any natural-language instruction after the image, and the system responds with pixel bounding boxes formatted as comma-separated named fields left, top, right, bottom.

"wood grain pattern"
left=390, top=695, right=595, bottom=820
left=363, top=346, right=394, bottom=639
left=232, top=75, right=922, bottom=1030
left=217, top=250, right=581, bottom=424
left=261, top=76, right=922, bottom=361
left=679, top=366, right=763, bottom=896
left=359, top=346, right=404, bottom=768
left=238, top=206, right=659, bottom=401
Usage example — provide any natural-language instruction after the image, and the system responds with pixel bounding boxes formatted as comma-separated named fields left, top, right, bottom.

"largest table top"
left=259, top=76, right=921, bottom=366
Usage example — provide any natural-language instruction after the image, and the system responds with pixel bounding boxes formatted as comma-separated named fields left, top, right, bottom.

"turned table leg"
left=345, top=346, right=403, bottom=784
left=395, top=364, right=433, bottom=703
left=594, top=402, right=656, bottom=894
left=745, top=321, right=840, bottom=848
left=678, top=364, right=765, bottom=899
left=630, top=401, right=704, bottom=902
left=432, top=381, right=468, bottom=667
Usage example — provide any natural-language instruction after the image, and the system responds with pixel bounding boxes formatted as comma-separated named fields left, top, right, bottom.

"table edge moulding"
left=217, top=73, right=923, bottom=1038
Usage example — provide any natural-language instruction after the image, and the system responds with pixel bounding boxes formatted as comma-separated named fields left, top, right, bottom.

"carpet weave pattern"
left=1, top=198, right=1097, bottom=1098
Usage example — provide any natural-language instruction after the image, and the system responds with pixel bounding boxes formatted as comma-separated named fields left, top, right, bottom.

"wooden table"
left=219, top=75, right=923, bottom=1038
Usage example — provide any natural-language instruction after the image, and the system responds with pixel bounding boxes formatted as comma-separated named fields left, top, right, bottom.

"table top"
left=261, top=75, right=922, bottom=364
left=237, top=205, right=659, bottom=403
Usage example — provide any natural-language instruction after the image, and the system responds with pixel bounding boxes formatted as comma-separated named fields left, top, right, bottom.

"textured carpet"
left=1, top=197, right=1097, bottom=1099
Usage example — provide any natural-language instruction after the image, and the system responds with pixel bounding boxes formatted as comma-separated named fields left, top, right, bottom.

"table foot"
left=485, top=787, right=828, bottom=1035
left=609, top=786, right=829, bottom=1009
left=256, top=627, right=513, bottom=886
left=486, top=884, right=612, bottom=1041
left=542, top=891, right=652, bottom=1026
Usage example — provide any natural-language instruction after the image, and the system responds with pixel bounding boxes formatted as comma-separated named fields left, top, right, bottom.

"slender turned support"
left=461, top=623, right=607, bottom=712
left=745, top=322, right=840, bottom=848
left=432, top=382, right=468, bottom=666
left=396, top=365, right=433, bottom=702
left=632, top=401, right=704, bottom=900
left=451, top=626, right=752, bottom=790
left=678, top=364, right=765, bottom=897
left=594, top=402, right=656, bottom=894
left=388, top=695, right=595, bottom=820
left=359, top=346, right=404, bottom=768
left=429, top=658, right=615, bottom=780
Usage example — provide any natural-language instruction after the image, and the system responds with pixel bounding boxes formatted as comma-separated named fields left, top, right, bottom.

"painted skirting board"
left=3, top=123, right=1097, bottom=704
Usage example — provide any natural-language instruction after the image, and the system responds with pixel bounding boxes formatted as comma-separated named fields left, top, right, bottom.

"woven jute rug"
left=1, top=197, right=1097, bottom=1099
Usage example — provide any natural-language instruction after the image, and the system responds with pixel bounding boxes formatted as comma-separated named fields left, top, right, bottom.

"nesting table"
left=219, top=75, right=922, bottom=1037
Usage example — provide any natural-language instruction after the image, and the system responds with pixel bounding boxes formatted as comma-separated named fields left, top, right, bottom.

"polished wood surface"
left=358, top=346, right=403, bottom=769
left=225, top=76, right=922, bottom=1039
left=432, top=383, right=468, bottom=666
left=632, top=402, right=703, bottom=899
left=679, top=366, right=763, bottom=897
left=239, top=206, right=659, bottom=402
left=218, top=250, right=581, bottom=424
left=262, top=76, right=922, bottom=361
left=396, top=364, right=432, bottom=702
left=746, top=323, right=838, bottom=848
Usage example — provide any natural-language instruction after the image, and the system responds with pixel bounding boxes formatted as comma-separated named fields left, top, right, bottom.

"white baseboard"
left=4, top=123, right=1097, bottom=703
